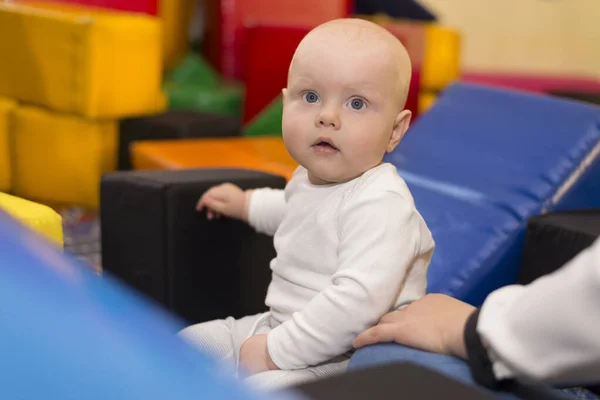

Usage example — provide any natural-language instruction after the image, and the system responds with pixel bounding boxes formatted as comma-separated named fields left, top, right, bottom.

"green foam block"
left=164, top=82, right=244, bottom=118
left=165, top=53, right=221, bottom=89
left=244, top=96, right=283, bottom=137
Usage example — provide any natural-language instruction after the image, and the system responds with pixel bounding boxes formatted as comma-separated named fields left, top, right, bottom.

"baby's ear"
left=387, top=109, right=412, bottom=153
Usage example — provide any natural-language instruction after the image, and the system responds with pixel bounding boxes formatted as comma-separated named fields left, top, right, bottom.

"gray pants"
left=178, top=312, right=350, bottom=391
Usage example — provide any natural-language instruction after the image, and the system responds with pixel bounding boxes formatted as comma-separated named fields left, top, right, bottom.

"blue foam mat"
left=0, top=210, right=300, bottom=400
left=385, top=83, right=600, bottom=304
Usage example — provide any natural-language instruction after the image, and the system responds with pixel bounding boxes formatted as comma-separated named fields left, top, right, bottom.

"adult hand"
left=353, top=294, right=476, bottom=360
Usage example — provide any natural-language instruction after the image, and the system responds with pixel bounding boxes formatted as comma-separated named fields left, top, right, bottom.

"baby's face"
left=282, top=20, right=411, bottom=184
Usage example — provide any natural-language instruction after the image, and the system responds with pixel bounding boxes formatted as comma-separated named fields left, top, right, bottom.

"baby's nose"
left=317, top=108, right=341, bottom=129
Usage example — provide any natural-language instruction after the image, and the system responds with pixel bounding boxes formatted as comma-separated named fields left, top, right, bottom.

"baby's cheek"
left=283, top=106, right=306, bottom=129
left=350, top=132, right=381, bottom=154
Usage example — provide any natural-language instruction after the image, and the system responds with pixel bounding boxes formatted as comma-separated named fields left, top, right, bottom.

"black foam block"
left=295, top=363, right=493, bottom=400
left=549, top=91, right=600, bottom=106
left=100, top=168, right=286, bottom=324
left=519, top=209, right=600, bottom=285
left=118, top=111, right=241, bottom=170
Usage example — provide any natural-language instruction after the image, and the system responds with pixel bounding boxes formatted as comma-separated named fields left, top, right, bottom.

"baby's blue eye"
left=303, top=91, right=320, bottom=103
left=349, top=98, right=366, bottom=110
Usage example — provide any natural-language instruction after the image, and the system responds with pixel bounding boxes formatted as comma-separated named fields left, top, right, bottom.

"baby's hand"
left=238, top=334, right=279, bottom=377
left=196, top=183, right=250, bottom=221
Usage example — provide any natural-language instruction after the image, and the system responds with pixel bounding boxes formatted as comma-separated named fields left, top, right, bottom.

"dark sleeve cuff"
left=464, top=308, right=502, bottom=390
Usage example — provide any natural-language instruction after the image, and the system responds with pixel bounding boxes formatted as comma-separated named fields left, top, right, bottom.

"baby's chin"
left=306, top=168, right=365, bottom=186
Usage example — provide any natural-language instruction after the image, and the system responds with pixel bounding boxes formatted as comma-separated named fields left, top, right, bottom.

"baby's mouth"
left=312, top=137, right=339, bottom=151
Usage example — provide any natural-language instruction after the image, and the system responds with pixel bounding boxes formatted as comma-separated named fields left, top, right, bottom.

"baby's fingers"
left=207, top=211, right=223, bottom=220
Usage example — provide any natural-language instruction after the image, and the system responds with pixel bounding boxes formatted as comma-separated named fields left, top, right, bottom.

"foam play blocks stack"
left=0, top=192, right=64, bottom=247
left=0, top=98, right=16, bottom=192
left=130, top=137, right=298, bottom=181
left=0, top=2, right=165, bottom=208
left=12, top=106, right=117, bottom=208
left=0, top=3, right=165, bottom=119
left=204, top=0, right=353, bottom=80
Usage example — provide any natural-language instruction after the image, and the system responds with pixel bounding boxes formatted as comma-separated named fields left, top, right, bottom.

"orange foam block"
left=131, top=137, right=298, bottom=180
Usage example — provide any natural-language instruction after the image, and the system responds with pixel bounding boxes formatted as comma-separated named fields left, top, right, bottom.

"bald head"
left=288, top=18, right=412, bottom=109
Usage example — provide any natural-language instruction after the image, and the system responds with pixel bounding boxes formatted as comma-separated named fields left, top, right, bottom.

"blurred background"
left=0, top=0, right=599, bottom=273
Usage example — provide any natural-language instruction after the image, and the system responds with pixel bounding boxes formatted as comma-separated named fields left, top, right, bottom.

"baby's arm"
left=246, top=188, right=286, bottom=236
left=266, top=191, right=433, bottom=370
left=196, top=183, right=286, bottom=235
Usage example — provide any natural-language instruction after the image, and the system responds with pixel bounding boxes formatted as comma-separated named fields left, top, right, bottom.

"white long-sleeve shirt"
left=247, top=163, right=435, bottom=370
left=471, top=236, right=600, bottom=388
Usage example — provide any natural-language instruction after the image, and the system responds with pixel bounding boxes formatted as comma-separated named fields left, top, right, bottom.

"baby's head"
left=282, top=18, right=412, bottom=185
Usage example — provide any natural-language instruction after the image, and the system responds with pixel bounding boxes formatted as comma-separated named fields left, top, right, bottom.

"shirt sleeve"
left=267, top=191, right=433, bottom=369
left=247, top=188, right=287, bottom=236
left=465, top=237, right=600, bottom=388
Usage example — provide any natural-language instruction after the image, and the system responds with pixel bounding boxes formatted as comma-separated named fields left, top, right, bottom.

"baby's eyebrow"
left=345, top=85, right=381, bottom=99
left=290, top=76, right=316, bottom=87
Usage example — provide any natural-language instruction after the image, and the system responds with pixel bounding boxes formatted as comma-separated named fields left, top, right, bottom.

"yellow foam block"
left=422, top=24, right=461, bottom=91
left=160, top=0, right=196, bottom=71
left=0, top=97, right=16, bottom=192
left=0, top=3, right=166, bottom=119
left=418, top=92, right=437, bottom=113
left=0, top=192, right=63, bottom=247
left=12, top=105, right=117, bottom=209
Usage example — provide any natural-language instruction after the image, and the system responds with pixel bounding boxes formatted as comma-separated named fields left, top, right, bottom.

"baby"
left=180, top=18, right=435, bottom=391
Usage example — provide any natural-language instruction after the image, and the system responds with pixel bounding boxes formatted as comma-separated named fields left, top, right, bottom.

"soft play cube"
left=101, top=168, right=286, bottom=323
left=119, top=111, right=242, bottom=170
left=12, top=105, right=117, bottom=208
left=519, top=209, right=600, bottom=285
left=131, top=137, right=298, bottom=181
left=0, top=192, right=63, bottom=247
left=0, top=97, right=16, bottom=192
left=0, top=3, right=165, bottom=118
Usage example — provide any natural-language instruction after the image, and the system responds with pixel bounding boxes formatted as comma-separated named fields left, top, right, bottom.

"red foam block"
left=204, top=0, right=353, bottom=80
left=17, top=0, right=158, bottom=15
